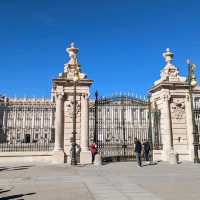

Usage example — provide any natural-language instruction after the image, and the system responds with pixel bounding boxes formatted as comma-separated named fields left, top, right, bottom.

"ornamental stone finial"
left=154, top=48, right=186, bottom=85
left=163, top=48, right=174, bottom=64
left=66, top=42, right=79, bottom=65
left=63, top=42, right=86, bottom=80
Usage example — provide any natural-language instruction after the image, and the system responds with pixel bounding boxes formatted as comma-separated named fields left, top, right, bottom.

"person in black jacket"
left=134, top=138, right=142, bottom=167
left=143, top=140, right=150, bottom=162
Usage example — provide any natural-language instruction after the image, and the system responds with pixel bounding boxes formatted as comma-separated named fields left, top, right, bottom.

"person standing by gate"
left=90, top=142, right=97, bottom=164
left=134, top=138, right=142, bottom=167
left=143, top=140, right=150, bottom=162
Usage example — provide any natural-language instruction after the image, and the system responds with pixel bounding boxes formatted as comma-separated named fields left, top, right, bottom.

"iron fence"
left=0, top=102, right=55, bottom=152
left=193, top=99, right=200, bottom=146
left=89, top=94, right=162, bottom=161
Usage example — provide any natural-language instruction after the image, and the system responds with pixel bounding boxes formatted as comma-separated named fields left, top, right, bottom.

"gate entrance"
left=89, top=94, right=161, bottom=161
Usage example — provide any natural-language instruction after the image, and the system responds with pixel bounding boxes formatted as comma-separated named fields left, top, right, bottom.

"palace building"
left=0, top=97, right=55, bottom=151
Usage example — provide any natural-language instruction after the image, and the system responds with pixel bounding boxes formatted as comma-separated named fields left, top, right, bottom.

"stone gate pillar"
left=161, top=91, right=172, bottom=161
left=80, top=93, right=91, bottom=164
left=52, top=89, right=65, bottom=164
left=52, top=43, right=93, bottom=164
left=54, top=93, right=64, bottom=151
left=185, top=92, right=194, bottom=161
left=149, top=48, right=200, bottom=163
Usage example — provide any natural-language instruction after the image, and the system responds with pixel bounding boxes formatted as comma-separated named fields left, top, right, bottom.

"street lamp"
left=187, top=59, right=200, bottom=163
left=66, top=42, right=86, bottom=165
left=71, top=70, right=79, bottom=165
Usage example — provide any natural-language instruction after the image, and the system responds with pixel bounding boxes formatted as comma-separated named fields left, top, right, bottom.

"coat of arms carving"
left=170, top=98, right=185, bottom=120
left=65, top=100, right=80, bottom=118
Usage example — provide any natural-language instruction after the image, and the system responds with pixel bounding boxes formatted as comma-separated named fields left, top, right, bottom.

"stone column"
left=54, top=94, right=64, bottom=151
left=185, top=93, right=194, bottom=161
left=80, top=93, right=91, bottom=164
left=81, top=94, right=89, bottom=151
left=161, top=93, right=172, bottom=161
left=53, top=93, right=65, bottom=164
left=161, top=93, right=177, bottom=163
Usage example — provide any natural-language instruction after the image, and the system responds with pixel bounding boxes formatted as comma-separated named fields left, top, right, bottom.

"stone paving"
left=0, top=161, right=200, bottom=200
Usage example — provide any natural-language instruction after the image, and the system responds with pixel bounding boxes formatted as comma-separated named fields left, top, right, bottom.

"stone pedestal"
left=80, top=151, right=92, bottom=164
left=94, top=154, right=102, bottom=166
left=169, top=149, right=177, bottom=164
left=52, top=151, right=65, bottom=164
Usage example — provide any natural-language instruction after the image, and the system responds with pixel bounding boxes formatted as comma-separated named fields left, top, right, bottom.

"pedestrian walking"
left=134, top=138, right=142, bottom=167
left=143, top=140, right=150, bottom=162
left=90, top=142, right=97, bottom=164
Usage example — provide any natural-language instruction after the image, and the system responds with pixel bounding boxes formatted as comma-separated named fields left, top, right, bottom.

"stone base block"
left=52, top=151, right=65, bottom=164
left=169, top=150, right=178, bottom=164
left=94, top=154, right=102, bottom=166
left=189, top=149, right=195, bottom=161
left=80, top=151, right=92, bottom=164
left=161, top=149, right=169, bottom=161
left=153, top=150, right=162, bottom=161
left=0, top=152, right=53, bottom=164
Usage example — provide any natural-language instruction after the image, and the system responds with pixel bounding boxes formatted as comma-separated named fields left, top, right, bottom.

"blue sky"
left=0, top=0, right=200, bottom=99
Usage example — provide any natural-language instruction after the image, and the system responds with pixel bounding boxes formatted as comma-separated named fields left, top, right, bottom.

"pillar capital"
left=82, top=93, right=89, bottom=98
left=56, top=92, right=64, bottom=99
left=185, top=93, right=190, bottom=102
left=163, top=93, right=171, bottom=102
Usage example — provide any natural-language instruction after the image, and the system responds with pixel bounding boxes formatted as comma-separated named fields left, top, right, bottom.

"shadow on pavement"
left=0, top=189, right=11, bottom=194
left=0, top=165, right=34, bottom=172
left=142, top=162, right=158, bottom=167
left=102, top=158, right=134, bottom=166
left=0, top=192, right=36, bottom=200
left=75, top=163, right=92, bottom=167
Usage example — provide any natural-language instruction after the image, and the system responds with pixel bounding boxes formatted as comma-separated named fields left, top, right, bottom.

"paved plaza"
left=0, top=161, right=200, bottom=200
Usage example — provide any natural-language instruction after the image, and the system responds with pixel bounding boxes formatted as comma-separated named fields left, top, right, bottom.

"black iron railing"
left=0, top=102, right=55, bottom=152
left=0, top=127, right=55, bottom=152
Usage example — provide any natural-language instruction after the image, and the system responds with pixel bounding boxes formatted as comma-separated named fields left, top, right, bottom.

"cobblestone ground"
left=0, top=161, right=200, bottom=200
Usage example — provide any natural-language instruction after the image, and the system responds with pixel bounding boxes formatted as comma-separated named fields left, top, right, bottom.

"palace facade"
left=0, top=97, right=55, bottom=151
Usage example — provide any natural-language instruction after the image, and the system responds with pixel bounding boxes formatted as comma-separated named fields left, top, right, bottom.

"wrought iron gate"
left=89, top=94, right=162, bottom=161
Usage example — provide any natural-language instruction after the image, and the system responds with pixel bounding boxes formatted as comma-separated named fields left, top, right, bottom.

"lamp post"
left=187, top=59, right=199, bottom=163
left=71, top=71, right=79, bottom=165
left=66, top=42, right=86, bottom=165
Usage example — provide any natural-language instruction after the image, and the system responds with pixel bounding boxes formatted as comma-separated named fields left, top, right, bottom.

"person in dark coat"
left=134, top=138, right=142, bottom=167
left=143, top=140, right=150, bottom=162
left=90, top=143, right=97, bottom=164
